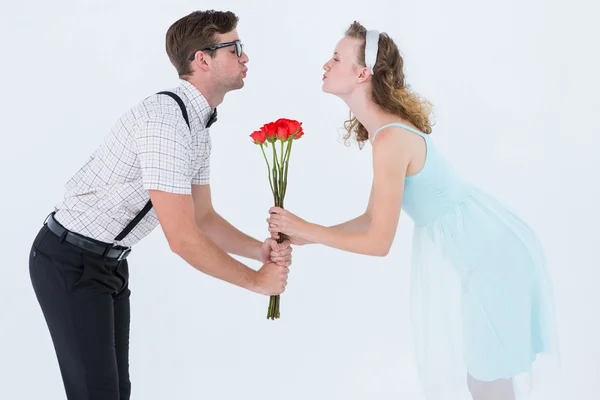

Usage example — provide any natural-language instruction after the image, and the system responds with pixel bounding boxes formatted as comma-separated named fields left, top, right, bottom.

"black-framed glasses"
left=189, top=40, right=244, bottom=61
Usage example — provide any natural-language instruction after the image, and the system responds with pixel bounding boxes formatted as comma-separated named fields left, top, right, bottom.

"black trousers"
left=29, top=224, right=131, bottom=400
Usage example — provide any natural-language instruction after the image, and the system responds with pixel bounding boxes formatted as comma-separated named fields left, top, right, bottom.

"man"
left=28, top=10, right=292, bottom=400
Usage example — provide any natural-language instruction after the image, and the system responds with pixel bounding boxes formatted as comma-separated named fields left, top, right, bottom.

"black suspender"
left=114, top=91, right=190, bottom=243
left=156, top=91, right=190, bottom=128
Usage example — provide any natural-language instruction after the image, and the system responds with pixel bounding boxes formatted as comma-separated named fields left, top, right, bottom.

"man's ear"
left=191, top=51, right=211, bottom=72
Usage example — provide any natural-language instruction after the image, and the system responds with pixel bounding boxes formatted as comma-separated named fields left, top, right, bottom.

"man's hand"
left=270, top=232, right=312, bottom=246
left=260, top=238, right=293, bottom=267
left=252, top=262, right=289, bottom=296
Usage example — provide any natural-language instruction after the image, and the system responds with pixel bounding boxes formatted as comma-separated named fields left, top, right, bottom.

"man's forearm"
left=173, top=228, right=259, bottom=292
left=329, top=213, right=371, bottom=233
left=197, top=210, right=262, bottom=261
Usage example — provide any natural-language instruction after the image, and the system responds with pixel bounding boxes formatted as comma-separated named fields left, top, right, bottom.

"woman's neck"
left=342, top=89, right=406, bottom=143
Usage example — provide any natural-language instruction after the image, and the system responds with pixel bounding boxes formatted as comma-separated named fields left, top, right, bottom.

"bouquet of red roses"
left=250, top=118, right=304, bottom=319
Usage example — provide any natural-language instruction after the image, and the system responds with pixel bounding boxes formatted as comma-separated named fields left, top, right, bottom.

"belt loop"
left=58, top=230, right=68, bottom=243
left=101, top=245, right=111, bottom=258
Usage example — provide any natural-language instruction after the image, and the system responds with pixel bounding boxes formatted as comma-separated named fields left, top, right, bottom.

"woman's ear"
left=356, top=66, right=372, bottom=83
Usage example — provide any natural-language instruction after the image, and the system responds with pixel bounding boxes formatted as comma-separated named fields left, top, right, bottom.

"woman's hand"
left=267, top=207, right=313, bottom=246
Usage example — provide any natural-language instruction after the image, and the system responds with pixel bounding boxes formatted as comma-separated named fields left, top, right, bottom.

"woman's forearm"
left=303, top=222, right=390, bottom=257
left=329, top=213, right=372, bottom=233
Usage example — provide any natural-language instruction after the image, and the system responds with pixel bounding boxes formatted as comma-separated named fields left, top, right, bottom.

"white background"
left=1, top=0, right=598, bottom=399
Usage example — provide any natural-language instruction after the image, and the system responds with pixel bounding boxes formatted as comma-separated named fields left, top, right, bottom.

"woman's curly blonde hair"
left=343, top=22, right=433, bottom=148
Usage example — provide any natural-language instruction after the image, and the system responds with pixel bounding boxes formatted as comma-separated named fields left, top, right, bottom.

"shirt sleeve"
left=134, top=117, right=193, bottom=195
left=191, top=136, right=211, bottom=186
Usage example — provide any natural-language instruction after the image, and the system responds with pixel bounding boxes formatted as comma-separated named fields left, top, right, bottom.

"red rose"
left=275, top=119, right=292, bottom=141
left=275, top=118, right=303, bottom=140
left=293, top=125, right=304, bottom=139
left=250, top=130, right=266, bottom=144
left=286, top=119, right=303, bottom=139
left=261, top=122, right=278, bottom=142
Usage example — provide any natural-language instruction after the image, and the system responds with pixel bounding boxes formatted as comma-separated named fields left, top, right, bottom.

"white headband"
left=365, top=30, right=380, bottom=75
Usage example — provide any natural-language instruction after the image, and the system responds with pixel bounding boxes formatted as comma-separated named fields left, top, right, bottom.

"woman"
left=267, top=22, right=559, bottom=400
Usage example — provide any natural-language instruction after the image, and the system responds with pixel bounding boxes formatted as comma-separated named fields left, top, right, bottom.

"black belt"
left=45, top=213, right=131, bottom=261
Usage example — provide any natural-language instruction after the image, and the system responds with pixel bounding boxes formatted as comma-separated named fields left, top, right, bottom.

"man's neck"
left=185, top=77, right=223, bottom=110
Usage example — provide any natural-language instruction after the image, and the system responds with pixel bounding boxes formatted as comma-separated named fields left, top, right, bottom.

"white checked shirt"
left=54, top=79, right=213, bottom=247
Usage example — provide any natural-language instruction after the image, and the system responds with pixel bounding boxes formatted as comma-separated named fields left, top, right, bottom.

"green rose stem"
left=267, top=140, right=281, bottom=319
left=260, top=141, right=282, bottom=319
left=265, top=137, right=295, bottom=319
left=260, top=144, right=276, bottom=205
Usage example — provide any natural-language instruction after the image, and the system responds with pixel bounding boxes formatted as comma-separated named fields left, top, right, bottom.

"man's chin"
left=229, top=80, right=245, bottom=91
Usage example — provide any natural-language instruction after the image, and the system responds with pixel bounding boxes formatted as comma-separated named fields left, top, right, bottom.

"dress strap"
left=372, top=122, right=427, bottom=141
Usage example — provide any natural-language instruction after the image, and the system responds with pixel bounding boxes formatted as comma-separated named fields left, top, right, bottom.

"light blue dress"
left=372, top=123, right=559, bottom=399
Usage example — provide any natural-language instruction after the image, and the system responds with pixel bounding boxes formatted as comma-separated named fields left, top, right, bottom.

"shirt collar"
left=179, top=79, right=216, bottom=129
